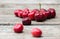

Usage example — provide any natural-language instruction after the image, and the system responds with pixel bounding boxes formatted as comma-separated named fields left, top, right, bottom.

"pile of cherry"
left=13, top=8, right=56, bottom=37
left=14, top=8, right=56, bottom=25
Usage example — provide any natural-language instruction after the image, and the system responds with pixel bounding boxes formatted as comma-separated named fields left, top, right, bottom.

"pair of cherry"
left=14, top=8, right=56, bottom=25
left=13, top=24, right=42, bottom=37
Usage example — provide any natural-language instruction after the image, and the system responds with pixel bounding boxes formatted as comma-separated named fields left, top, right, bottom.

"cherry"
left=35, top=13, right=46, bottom=22
left=48, top=8, right=56, bottom=18
left=40, top=8, right=47, bottom=12
left=22, top=17, right=31, bottom=25
left=28, top=12, right=35, bottom=20
left=13, top=24, right=24, bottom=33
left=31, top=28, right=42, bottom=37
left=45, top=11, right=51, bottom=19
left=32, top=9, right=40, bottom=13
left=14, top=9, right=21, bottom=17
left=18, top=10, right=23, bottom=18
left=23, top=8, right=30, bottom=14
left=22, top=12, right=28, bottom=18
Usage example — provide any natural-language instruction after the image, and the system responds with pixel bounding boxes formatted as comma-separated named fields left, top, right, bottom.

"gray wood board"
left=0, top=25, right=60, bottom=39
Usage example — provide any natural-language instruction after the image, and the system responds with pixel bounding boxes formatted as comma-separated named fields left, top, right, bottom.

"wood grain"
left=0, top=25, right=60, bottom=39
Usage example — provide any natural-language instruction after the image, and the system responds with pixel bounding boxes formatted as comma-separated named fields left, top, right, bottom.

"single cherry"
left=23, top=8, right=30, bottom=14
left=14, top=9, right=21, bottom=17
left=32, top=9, right=40, bottom=13
left=48, top=8, right=56, bottom=18
left=31, top=28, right=42, bottom=37
left=13, top=24, right=24, bottom=33
left=18, top=10, right=23, bottom=18
left=22, top=17, right=31, bottom=25
left=28, top=12, right=35, bottom=20
left=40, top=8, right=47, bottom=12
left=22, top=12, right=28, bottom=18
left=45, top=11, right=51, bottom=19
left=35, top=13, right=46, bottom=22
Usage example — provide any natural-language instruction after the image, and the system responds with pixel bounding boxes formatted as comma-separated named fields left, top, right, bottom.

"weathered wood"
left=0, top=25, right=60, bottom=39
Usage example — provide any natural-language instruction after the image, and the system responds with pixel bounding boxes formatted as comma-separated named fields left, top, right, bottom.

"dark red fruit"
left=31, top=28, right=42, bottom=37
left=48, top=8, right=56, bottom=18
left=14, top=9, right=21, bottom=17
left=22, top=17, right=31, bottom=25
left=23, top=8, right=30, bottom=14
left=28, top=12, right=35, bottom=20
left=35, top=13, right=46, bottom=22
left=45, top=11, right=51, bottom=19
left=18, top=10, right=23, bottom=18
left=40, top=8, right=47, bottom=12
left=13, top=24, right=24, bottom=33
left=32, top=9, right=40, bottom=13
left=22, top=12, right=28, bottom=18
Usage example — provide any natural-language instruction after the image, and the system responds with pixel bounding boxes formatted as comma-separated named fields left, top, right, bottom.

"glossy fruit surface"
left=13, top=24, right=24, bottom=33
left=31, top=28, right=42, bottom=37
left=22, top=17, right=31, bottom=25
left=24, top=8, right=30, bottom=14
left=48, top=8, right=56, bottom=18
left=18, top=10, right=23, bottom=18
left=14, top=9, right=21, bottom=17
left=45, top=11, right=51, bottom=19
left=22, top=12, right=28, bottom=18
left=28, top=12, right=35, bottom=20
left=35, top=13, right=46, bottom=22
left=32, top=9, right=40, bottom=13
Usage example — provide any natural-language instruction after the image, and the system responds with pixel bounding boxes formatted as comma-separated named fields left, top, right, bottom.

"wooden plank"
left=0, top=0, right=60, bottom=4
left=0, top=25, right=60, bottom=39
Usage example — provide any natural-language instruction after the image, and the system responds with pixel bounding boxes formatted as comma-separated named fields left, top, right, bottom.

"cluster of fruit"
left=14, top=8, right=56, bottom=25
left=13, top=8, right=56, bottom=37
left=13, top=24, right=42, bottom=37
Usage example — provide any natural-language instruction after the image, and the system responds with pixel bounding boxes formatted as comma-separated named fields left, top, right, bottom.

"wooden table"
left=0, top=25, right=60, bottom=39
left=0, top=3, right=60, bottom=39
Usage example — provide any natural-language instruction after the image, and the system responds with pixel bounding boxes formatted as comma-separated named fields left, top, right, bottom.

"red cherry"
left=32, top=9, right=40, bottom=13
left=14, top=9, right=21, bottom=17
left=13, top=24, right=24, bottom=33
left=41, top=12, right=47, bottom=20
left=22, top=12, right=28, bottom=18
left=18, top=10, right=23, bottom=18
left=22, top=17, right=31, bottom=25
left=45, top=11, right=51, bottom=19
left=48, top=8, right=56, bottom=18
left=31, top=28, right=42, bottom=37
left=35, top=13, right=46, bottom=22
left=24, top=8, right=30, bottom=14
left=40, top=8, right=47, bottom=12
left=28, top=12, right=35, bottom=20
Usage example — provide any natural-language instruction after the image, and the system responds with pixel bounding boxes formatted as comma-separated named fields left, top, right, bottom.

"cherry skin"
left=31, top=28, right=42, bottom=37
left=18, top=10, right=23, bottom=18
left=23, top=8, right=30, bottom=14
left=13, top=24, right=24, bottom=33
left=35, top=13, right=46, bottom=22
left=28, top=12, right=35, bottom=20
left=45, top=11, right=51, bottom=19
left=32, top=9, right=40, bottom=13
left=40, top=11, right=47, bottom=20
left=40, top=8, right=47, bottom=12
left=22, top=12, right=28, bottom=18
left=48, top=8, right=56, bottom=18
left=14, top=9, right=21, bottom=17
left=22, top=17, right=31, bottom=25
